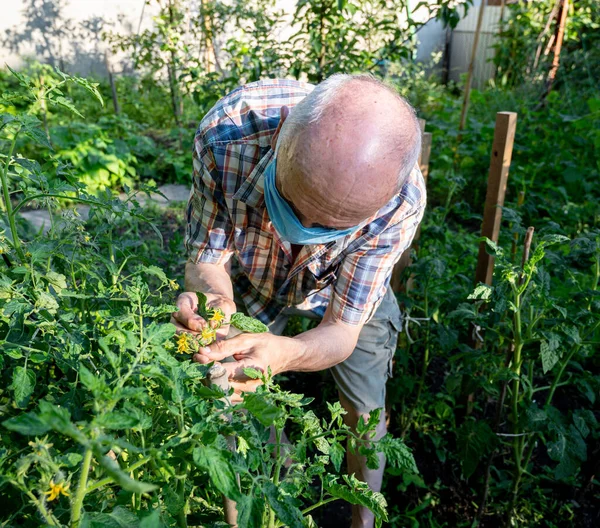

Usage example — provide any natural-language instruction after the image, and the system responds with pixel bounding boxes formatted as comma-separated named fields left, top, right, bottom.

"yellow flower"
left=210, top=309, right=225, bottom=326
left=45, top=480, right=70, bottom=501
left=200, top=326, right=216, bottom=345
left=177, top=333, right=193, bottom=354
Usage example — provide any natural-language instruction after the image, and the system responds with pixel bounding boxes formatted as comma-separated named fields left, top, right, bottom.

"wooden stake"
left=458, top=0, right=487, bottom=133
left=474, top=112, right=518, bottom=286
left=105, top=52, right=120, bottom=115
left=543, top=0, right=569, bottom=99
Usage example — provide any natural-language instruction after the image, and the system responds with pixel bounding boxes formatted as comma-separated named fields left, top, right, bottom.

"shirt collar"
left=232, top=147, right=274, bottom=208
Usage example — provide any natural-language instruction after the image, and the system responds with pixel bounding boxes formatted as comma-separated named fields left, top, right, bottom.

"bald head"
left=274, top=74, right=421, bottom=230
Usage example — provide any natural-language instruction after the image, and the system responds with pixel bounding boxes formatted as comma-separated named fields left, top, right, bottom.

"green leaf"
left=467, top=283, right=492, bottom=301
left=540, top=339, right=561, bottom=374
left=243, top=367, right=262, bottom=380
left=11, top=367, right=36, bottom=408
left=262, top=481, right=304, bottom=528
left=327, top=474, right=388, bottom=522
left=38, top=401, right=87, bottom=443
left=45, top=271, right=67, bottom=293
left=196, top=292, right=211, bottom=320
left=376, top=434, right=418, bottom=473
left=139, top=510, right=163, bottom=528
left=59, top=452, right=83, bottom=467
left=106, top=506, right=140, bottom=527
left=97, top=453, right=158, bottom=494
left=15, top=114, right=52, bottom=149
left=230, top=313, right=269, bottom=333
left=145, top=323, right=176, bottom=345
left=456, top=420, right=496, bottom=479
left=95, top=411, right=140, bottom=430
left=243, top=393, right=284, bottom=427
left=193, top=446, right=241, bottom=500
left=79, top=364, right=99, bottom=391
left=3, top=412, right=50, bottom=436
left=237, top=493, right=265, bottom=528
left=329, top=441, right=345, bottom=472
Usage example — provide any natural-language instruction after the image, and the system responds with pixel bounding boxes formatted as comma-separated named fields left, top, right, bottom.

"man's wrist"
left=275, top=335, right=309, bottom=374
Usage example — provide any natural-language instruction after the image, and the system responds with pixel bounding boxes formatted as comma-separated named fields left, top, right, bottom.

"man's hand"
left=171, top=292, right=236, bottom=339
left=192, top=333, right=302, bottom=401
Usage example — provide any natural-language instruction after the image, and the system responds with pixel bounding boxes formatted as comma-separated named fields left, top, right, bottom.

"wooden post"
left=458, top=0, right=487, bottom=133
left=104, top=52, right=120, bottom=115
left=474, top=112, right=517, bottom=286
left=419, top=132, right=432, bottom=185
left=205, top=364, right=238, bottom=527
left=543, top=0, right=569, bottom=99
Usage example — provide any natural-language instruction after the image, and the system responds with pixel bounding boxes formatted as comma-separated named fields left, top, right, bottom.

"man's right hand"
left=171, top=292, right=236, bottom=339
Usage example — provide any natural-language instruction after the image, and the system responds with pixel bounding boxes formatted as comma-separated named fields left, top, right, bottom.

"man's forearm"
left=184, top=261, right=234, bottom=301
left=282, top=320, right=362, bottom=373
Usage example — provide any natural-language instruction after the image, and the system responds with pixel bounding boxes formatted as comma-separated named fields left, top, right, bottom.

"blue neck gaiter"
left=263, top=155, right=360, bottom=245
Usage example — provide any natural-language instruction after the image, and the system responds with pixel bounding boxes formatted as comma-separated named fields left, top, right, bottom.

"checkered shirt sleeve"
left=184, top=141, right=234, bottom=266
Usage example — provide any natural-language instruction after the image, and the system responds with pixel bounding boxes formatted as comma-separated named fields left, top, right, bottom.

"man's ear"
left=271, top=106, right=290, bottom=151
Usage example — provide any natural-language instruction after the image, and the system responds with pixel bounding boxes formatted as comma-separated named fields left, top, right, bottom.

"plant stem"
left=300, top=497, right=339, bottom=517
left=71, top=448, right=93, bottom=527
left=26, top=490, right=59, bottom=526
left=268, top=427, right=283, bottom=528
left=273, top=497, right=340, bottom=527
left=1, top=130, right=26, bottom=262
left=85, top=456, right=152, bottom=494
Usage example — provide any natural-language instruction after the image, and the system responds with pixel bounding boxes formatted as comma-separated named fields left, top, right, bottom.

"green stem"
left=1, top=130, right=25, bottom=261
left=71, top=448, right=93, bottom=527
left=587, top=251, right=599, bottom=311
left=176, top=462, right=188, bottom=528
left=26, top=490, right=59, bottom=526
left=85, top=456, right=152, bottom=494
left=273, top=497, right=341, bottom=527
left=299, top=497, right=339, bottom=518
left=268, top=427, right=283, bottom=528
left=12, top=193, right=124, bottom=215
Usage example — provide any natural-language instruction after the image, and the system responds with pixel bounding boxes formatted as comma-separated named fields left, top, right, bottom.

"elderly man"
left=172, top=73, right=425, bottom=527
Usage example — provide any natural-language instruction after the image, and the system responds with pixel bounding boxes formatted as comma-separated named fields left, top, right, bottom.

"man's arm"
left=193, top=301, right=363, bottom=399
left=173, top=134, right=236, bottom=335
left=281, top=302, right=363, bottom=372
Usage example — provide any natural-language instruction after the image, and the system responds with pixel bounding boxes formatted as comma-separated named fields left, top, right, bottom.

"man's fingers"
left=170, top=316, right=201, bottom=336
left=176, top=292, right=197, bottom=310
left=172, top=304, right=207, bottom=332
left=204, top=334, right=253, bottom=361
left=222, top=358, right=264, bottom=382
left=191, top=352, right=212, bottom=364
left=229, top=378, right=262, bottom=395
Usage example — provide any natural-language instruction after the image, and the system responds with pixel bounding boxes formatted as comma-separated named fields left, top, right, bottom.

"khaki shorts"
left=235, top=287, right=402, bottom=415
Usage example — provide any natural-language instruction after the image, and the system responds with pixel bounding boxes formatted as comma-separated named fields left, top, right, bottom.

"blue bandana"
left=263, top=155, right=359, bottom=245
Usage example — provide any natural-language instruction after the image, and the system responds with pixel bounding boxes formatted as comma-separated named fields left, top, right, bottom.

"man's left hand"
left=192, top=333, right=298, bottom=401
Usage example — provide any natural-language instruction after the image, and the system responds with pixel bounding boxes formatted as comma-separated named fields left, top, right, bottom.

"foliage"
left=493, top=0, right=600, bottom=92
left=0, top=66, right=419, bottom=528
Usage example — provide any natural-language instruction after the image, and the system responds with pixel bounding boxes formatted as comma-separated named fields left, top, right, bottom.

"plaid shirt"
left=185, top=79, right=426, bottom=326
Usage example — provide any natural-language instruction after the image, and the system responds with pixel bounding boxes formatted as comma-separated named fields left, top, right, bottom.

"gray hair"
left=278, top=73, right=422, bottom=189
